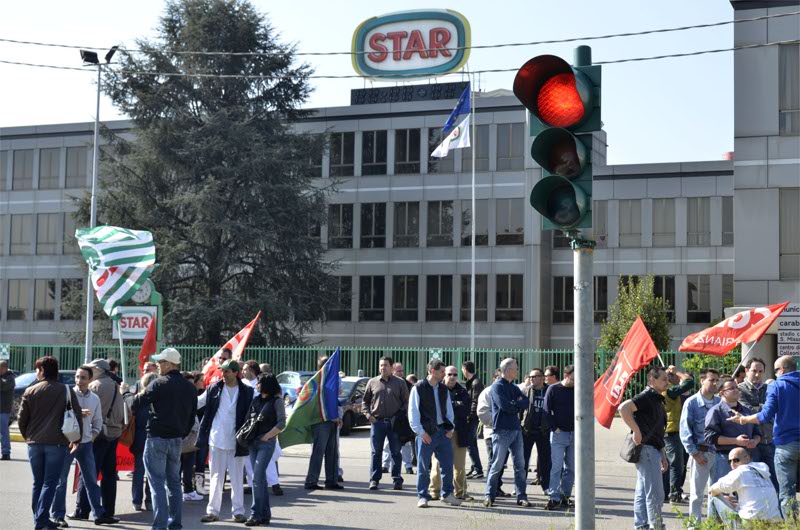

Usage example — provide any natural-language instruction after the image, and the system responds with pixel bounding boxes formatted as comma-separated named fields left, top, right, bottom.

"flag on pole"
left=594, top=317, right=660, bottom=429
left=76, top=226, right=156, bottom=319
left=202, top=311, right=262, bottom=387
left=432, top=115, right=471, bottom=158
left=279, top=348, right=341, bottom=449
left=138, top=315, right=157, bottom=374
left=442, top=84, right=471, bottom=132
left=678, top=301, right=789, bottom=356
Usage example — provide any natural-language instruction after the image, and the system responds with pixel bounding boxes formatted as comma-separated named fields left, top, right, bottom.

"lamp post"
left=80, top=46, right=117, bottom=365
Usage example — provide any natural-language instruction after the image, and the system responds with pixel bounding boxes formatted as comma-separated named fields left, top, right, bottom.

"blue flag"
left=442, top=84, right=471, bottom=132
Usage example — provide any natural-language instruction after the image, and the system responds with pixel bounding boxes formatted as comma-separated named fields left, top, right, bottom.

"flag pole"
left=116, top=319, right=127, bottom=385
left=469, top=70, right=476, bottom=353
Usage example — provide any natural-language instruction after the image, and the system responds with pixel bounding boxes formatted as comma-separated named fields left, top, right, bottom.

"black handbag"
left=236, top=399, right=273, bottom=447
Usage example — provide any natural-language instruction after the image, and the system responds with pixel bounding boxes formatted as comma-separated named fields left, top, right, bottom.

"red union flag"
left=594, top=317, right=659, bottom=429
left=202, top=311, right=262, bottom=387
left=679, top=302, right=789, bottom=356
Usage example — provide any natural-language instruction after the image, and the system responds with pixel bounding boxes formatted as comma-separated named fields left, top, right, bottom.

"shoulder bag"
left=620, top=422, right=659, bottom=464
left=236, top=398, right=273, bottom=447
left=61, top=385, right=82, bottom=443
left=100, top=384, right=119, bottom=439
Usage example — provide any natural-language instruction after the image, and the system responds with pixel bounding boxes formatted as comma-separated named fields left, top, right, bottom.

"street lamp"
left=80, top=45, right=118, bottom=364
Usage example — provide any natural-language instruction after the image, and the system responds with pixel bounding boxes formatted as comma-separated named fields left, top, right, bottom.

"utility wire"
left=0, top=40, right=796, bottom=80
left=0, top=11, right=796, bottom=58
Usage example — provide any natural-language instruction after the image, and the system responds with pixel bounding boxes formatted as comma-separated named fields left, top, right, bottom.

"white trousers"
left=688, top=453, right=715, bottom=522
left=267, top=439, right=282, bottom=486
left=207, top=446, right=246, bottom=517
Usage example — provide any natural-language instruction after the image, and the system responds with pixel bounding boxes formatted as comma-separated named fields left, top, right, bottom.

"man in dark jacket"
left=197, top=359, right=253, bottom=523
left=462, top=361, right=484, bottom=479
left=737, top=357, right=778, bottom=490
left=129, top=348, right=197, bottom=530
left=0, top=360, right=15, bottom=460
left=522, top=367, right=550, bottom=492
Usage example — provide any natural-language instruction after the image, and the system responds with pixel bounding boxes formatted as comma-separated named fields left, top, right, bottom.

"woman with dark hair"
left=244, top=374, right=285, bottom=527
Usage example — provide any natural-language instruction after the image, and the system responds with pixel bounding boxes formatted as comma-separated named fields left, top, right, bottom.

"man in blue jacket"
left=730, top=355, right=799, bottom=519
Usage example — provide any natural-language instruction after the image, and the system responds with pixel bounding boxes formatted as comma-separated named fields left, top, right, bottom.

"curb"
left=11, top=433, right=24, bottom=443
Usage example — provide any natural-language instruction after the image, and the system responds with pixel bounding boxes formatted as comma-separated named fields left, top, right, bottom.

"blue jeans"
left=634, top=445, right=665, bottom=530
left=76, top=436, right=118, bottom=517
left=548, top=430, right=575, bottom=501
left=0, top=412, right=10, bottom=456
left=416, top=429, right=454, bottom=500
left=144, top=437, right=182, bottom=530
left=774, top=440, right=800, bottom=519
left=486, top=430, right=527, bottom=501
left=52, top=442, right=105, bottom=520
left=132, top=451, right=152, bottom=507
left=709, top=496, right=741, bottom=529
left=371, top=420, right=402, bottom=483
left=662, top=432, right=685, bottom=496
left=28, top=444, right=68, bottom=528
left=249, top=439, right=276, bottom=521
left=305, top=421, right=339, bottom=487
left=713, top=452, right=731, bottom=484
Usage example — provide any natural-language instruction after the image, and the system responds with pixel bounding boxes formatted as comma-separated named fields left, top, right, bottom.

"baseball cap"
left=220, top=359, right=240, bottom=373
left=151, top=348, right=181, bottom=364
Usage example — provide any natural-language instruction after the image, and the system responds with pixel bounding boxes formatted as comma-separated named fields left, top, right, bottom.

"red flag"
left=679, top=302, right=789, bottom=356
left=138, top=314, right=157, bottom=374
left=202, top=311, right=262, bottom=387
left=594, top=317, right=660, bottom=429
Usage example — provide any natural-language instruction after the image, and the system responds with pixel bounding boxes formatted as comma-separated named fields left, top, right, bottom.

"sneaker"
left=441, top=494, right=462, bottom=506
left=66, top=513, right=88, bottom=521
left=670, top=494, right=687, bottom=505
left=132, top=504, right=142, bottom=512
left=529, top=477, right=540, bottom=486
left=465, top=470, right=476, bottom=479
left=560, top=498, right=574, bottom=509
left=324, top=483, right=344, bottom=490
left=244, top=519, right=260, bottom=527
left=496, top=488, right=511, bottom=498
left=458, top=494, right=475, bottom=502
left=304, top=483, right=323, bottom=490
left=393, top=482, right=402, bottom=491
left=517, top=499, right=532, bottom=507
left=200, top=514, right=219, bottom=523
left=405, top=468, right=414, bottom=475
left=94, top=515, right=120, bottom=526
left=271, top=485, right=284, bottom=496
left=195, top=473, right=209, bottom=496
left=53, top=520, right=69, bottom=528
left=483, top=498, right=495, bottom=507
left=183, top=491, right=204, bottom=501
left=368, top=481, right=379, bottom=491
left=471, top=472, right=484, bottom=480
left=0, top=454, right=9, bottom=461
left=233, top=514, right=247, bottom=523
left=545, top=499, right=562, bottom=511
left=417, top=498, right=429, bottom=508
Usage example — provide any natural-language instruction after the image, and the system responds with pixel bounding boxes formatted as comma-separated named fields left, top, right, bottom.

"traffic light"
left=513, top=46, right=601, bottom=231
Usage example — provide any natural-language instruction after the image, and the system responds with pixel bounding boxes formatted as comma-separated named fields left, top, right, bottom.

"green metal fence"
left=5, top=344, right=731, bottom=399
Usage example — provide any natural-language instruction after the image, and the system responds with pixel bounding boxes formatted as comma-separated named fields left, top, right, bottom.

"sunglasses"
left=446, top=373, right=458, bottom=377
left=729, top=458, right=740, bottom=464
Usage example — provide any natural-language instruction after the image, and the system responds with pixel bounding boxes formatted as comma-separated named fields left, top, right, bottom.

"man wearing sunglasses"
left=705, top=380, right=761, bottom=483
left=707, top=447, right=782, bottom=526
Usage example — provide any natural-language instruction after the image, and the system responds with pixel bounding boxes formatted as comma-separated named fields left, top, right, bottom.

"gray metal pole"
left=83, top=64, right=102, bottom=365
left=573, top=235, right=595, bottom=529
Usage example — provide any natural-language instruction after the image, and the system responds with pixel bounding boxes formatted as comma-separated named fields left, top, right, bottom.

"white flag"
left=431, top=114, right=471, bottom=158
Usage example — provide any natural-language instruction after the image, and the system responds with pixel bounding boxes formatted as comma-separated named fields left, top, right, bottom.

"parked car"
left=11, top=370, right=76, bottom=422
left=276, top=371, right=315, bottom=406
left=339, top=376, right=369, bottom=436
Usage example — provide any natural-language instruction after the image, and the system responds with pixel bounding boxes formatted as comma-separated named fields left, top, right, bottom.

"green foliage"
left=598, top=275, right=672, bottom=354
left=674, top=504, right=798, bottom=529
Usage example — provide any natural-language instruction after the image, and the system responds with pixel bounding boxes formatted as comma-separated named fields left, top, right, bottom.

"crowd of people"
left=6, top=349, right=799, bottom=530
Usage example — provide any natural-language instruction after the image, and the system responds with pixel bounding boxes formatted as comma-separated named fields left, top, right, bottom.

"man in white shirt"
left=708, top=447, right=783, bottom=526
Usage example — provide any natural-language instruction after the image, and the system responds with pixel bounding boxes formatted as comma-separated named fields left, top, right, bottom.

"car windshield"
left=340, top=381, right=357, bottom=397
left=299, top=374, right=313, bottom=384
left=15, top=372, right=38, bottom=388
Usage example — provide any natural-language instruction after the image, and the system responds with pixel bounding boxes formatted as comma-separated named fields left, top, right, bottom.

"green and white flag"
left=76, top=226, right=156, bottom=319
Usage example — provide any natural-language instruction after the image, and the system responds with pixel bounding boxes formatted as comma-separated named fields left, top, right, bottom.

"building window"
left=496, top=274, right=523, bottom=321
left=12, top=149, right=33, bottom=190
left=426, top=275, right=452, bottom=322
left=394, top=202, right=419, bottom=248
left=60, top=278, right=83, bottom=320
left=362, top=130, right=387, bottom=176
left=0, top=151, right=8, bottom=191
left=39, top=148, right=60, bottom=189
left=63, top=213, right=80, bottom=255
left=392, top=276, right=418, bottom=321
left=722, top=196, right=733, bottom=246
left=34, top=279, right=55, bottom=321
left=307, top=214, right=321, bottom=240
left=595, top=276, right=608, bottom=323
left=36, top=213, right=59, bottom=255
left=593, top=200, right=608, bottom=248
left=497, top=123, right=524, bottom=171
left=779, top=44, right=799, bottom=136
left=619, top=199, right=641, bottom=247
left=687, top=197, right=711, bottom=246
left=462, top=125, right=489, bottom=172
left=427, top=200, right=453, bottom=247
left=722, top=274, right=734, bottom=310
left=0, top=215, right=4, bottom=255
left=687, top=275, right=711, bottom=323
left=780, top=188, right=800, bottom=279
left=553, top=276, right=574, bottom=323
left=460, top=274, right=488, bottom=321
left=7, top=279, right=29, bottom=320
left=327, top=204, right=353, bottom=249
left=653, top=275, right=676, bottom=323
left=359, top=276, right=385, bottom=321
left=496, top=198, right=524, bottom=245
left=65, top=146, right=88, bottom=188
left=360, top=203, right=386, bottom=248
left=329, top=132, right=354, bottom=177
left=10, top=214, right=33, bottom=255
left=652, top=198, right=675, bottom=247
left=461, top=199, right=488, bottom=246
left=327, top=276, right=352, bottom=321
left=395, top=129, right=421, bottom=174
left=428, top=129, right=455, bottom=174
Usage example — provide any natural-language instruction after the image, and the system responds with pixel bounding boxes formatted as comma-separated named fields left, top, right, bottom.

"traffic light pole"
left=571, top=232, right=596, bottom=529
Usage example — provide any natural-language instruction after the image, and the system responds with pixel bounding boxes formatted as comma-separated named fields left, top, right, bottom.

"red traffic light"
left=513, top=55, right=593, bottom=129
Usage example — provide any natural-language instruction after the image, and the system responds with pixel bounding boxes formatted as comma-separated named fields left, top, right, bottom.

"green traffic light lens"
left=547, top=184, right=580, bottom=226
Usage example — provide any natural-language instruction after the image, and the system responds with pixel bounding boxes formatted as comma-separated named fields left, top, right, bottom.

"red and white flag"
left=594, top=317, right=660, bottom=429
left=679, top=302, right=789, bottom=356
left=202, top=311, right=262, bottom=387
left=138, top=315, right=157, bottom=374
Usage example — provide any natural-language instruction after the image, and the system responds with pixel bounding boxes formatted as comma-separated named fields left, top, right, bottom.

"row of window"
left=1, top=278, right=82, bottom=321
left=0, top=213, right=79, bottom=256
left=0, top=147, right=89, bottom=191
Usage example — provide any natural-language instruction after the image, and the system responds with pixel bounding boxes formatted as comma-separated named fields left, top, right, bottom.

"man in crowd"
left=737, top=357, right=778, bottom=490
left=522, top=367, right=550, bottom=492
left=679, top=368, right=721, bottom=522
left=619, top=366, right=670, bottom=530
left=430, top=365, right=473, bottom=502
left=71, top=359, right=125, bottom=521
left=730, top=355, right=799, bottom=519
left=51, top=366, right=118, bottom=527
left=129, top=348, right=198, bottom=530
left=408, top=358, right=461, bottom=508
left=259, top=363, right=272, bottom=376
left=381, top=362, right=414, bottom=475
left=462, top=361, right=484, bottom=480
left=708, top=447, right=783, bottom=526
left=543, top=364, right=575, bottom=511
left=0, top=360, right=15, bottom=461
left=662, top=365, right=694, bottom=504
left=484, top=358, right=530, bottom=508
left=477, top=370, right=509, bottom=498
left=197, top=360, right=253, bottom=523
left=544, top=366, right=559, bottom=388
left=363, top=356, right=409, bottom=491
left=304, top=356, right=343, bottom=491
left=705, top=379, right=761, bottom=482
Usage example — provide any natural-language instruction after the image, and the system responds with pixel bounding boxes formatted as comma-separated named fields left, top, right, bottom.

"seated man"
left=708, top=447, right=783, bottom=528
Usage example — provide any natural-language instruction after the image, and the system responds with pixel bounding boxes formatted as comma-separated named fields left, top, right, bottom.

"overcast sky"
left=0, top=0, right=735, bottom=165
